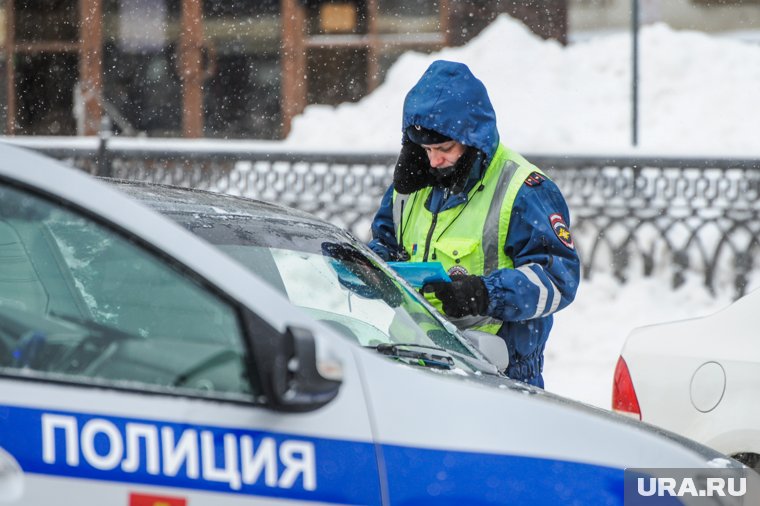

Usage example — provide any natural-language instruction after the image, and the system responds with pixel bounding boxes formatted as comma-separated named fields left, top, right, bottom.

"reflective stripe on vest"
left=392, top=144, right=546, bottom=334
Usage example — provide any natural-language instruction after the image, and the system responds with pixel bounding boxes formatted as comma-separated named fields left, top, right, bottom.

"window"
left=7, top=0, right=79, bottom=135
left=0, top=182, right=254, bottom=400
left=102, top=0, right=183, bottom=136
left=202, top=0, right=282, bottom=139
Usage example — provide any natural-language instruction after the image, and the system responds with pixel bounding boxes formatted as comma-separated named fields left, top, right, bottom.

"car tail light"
left=612, top=355, right=641, bottom=420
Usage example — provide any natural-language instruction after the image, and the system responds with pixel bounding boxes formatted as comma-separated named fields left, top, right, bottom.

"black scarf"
left=429, top=146, right=481, bottom=194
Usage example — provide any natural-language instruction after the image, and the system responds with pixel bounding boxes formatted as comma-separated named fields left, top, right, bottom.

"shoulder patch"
left=524, top=171, right=546, bottom=187
left=549, top=213, right=574, bottom=250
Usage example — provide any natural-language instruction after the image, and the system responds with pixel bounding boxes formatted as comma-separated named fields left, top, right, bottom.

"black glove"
left=393, top=140, right=434, bottom=194
left=423, top=274, right=489, bottom=318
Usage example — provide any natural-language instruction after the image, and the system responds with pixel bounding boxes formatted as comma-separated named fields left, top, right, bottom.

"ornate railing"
left=7, top=137, right=760, bottom=299
left=533, top=157, right=760, bottom=298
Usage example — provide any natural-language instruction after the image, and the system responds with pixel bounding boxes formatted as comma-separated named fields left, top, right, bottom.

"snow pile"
left=285, top=15, right=760, bottom=156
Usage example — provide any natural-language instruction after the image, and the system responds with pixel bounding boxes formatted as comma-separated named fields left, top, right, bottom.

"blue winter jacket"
left=368, top=61, right=580, bottom=387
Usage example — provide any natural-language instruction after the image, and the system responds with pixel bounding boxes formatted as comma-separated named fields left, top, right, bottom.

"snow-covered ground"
left=285, top=15, right=760, bottom=409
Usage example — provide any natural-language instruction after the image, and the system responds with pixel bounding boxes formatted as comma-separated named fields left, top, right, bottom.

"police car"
left=0, top=143, right=746, bottom=505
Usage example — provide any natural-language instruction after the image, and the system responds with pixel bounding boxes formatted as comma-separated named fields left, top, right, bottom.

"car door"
left=0, top=147, right=382, bottom=506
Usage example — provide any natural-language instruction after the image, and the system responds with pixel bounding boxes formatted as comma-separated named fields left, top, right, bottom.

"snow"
left=283, top=15, right=760, bottom=409
left=285, top=16, right=760, bottom=158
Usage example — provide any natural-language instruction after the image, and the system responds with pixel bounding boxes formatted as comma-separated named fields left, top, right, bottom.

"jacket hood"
left=402, top=60, right=500, bottom=161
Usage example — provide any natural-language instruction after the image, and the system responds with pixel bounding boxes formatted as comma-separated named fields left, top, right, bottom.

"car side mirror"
left=269, top=326, right=343, bottom=412
left=463, top=330, right=510, bottom=371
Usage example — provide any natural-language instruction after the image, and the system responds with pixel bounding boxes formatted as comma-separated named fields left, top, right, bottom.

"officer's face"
left=422, top=140, right=466, bottom=169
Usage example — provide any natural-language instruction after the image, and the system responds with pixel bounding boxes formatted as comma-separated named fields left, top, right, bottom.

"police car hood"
left=462, top=369, right=736, bottom=464
left=356, top=350, right=741, bottom=471
left=402, top=60, right=499, bottom=161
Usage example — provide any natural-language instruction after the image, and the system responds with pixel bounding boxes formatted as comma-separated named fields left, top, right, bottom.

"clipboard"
left=387, top=261, right=451, bottom=288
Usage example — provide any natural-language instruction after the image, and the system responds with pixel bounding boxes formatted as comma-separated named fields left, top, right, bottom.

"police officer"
left=369, top=60, right=580, bottom=388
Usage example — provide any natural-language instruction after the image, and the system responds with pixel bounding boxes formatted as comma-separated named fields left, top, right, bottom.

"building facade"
left=570, top=0, right=760, bottom=37
left=0, top=0, right=569, bottom=139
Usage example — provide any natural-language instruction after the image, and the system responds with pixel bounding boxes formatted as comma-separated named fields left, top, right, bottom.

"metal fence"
left=9, top=137, right=760, bottom=299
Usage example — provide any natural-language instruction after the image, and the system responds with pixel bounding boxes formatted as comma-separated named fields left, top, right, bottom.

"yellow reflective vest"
left=392, top=143, right=546, bottom=334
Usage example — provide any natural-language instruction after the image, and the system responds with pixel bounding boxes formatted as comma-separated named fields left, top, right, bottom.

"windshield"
left=166, top=209, right=491, bottom=373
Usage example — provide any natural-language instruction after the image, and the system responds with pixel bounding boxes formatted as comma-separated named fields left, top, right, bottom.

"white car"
left=614, top=287, right=760, bottom=471
left=0, top=143, right=751, bottom=505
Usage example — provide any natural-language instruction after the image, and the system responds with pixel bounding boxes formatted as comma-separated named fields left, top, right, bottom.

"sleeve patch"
left=524, top=171, right=546, bottom=187
left=550, top=213, right=574, bottom=250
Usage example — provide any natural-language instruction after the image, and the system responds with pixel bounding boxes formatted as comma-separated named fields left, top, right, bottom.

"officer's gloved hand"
left=423, top=274, right=489, bottom=318
left=393, top=140, right=434, bottom=194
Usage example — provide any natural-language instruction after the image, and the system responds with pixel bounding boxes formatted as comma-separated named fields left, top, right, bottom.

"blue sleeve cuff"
left=483, top=270, right=518, bottom=320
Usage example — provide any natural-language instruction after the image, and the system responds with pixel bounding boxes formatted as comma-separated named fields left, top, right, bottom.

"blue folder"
left=387, top=261, right=451, bottom=288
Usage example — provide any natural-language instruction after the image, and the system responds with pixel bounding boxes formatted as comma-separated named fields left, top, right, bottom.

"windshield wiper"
left=366, top=343, right=455, bottom=370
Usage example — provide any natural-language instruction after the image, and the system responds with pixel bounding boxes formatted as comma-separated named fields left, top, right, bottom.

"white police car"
left=0, top=143, right=746, bottom=505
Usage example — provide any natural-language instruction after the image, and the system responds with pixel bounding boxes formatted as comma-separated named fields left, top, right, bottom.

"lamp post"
left=632, top=0, right=639, bottom=146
